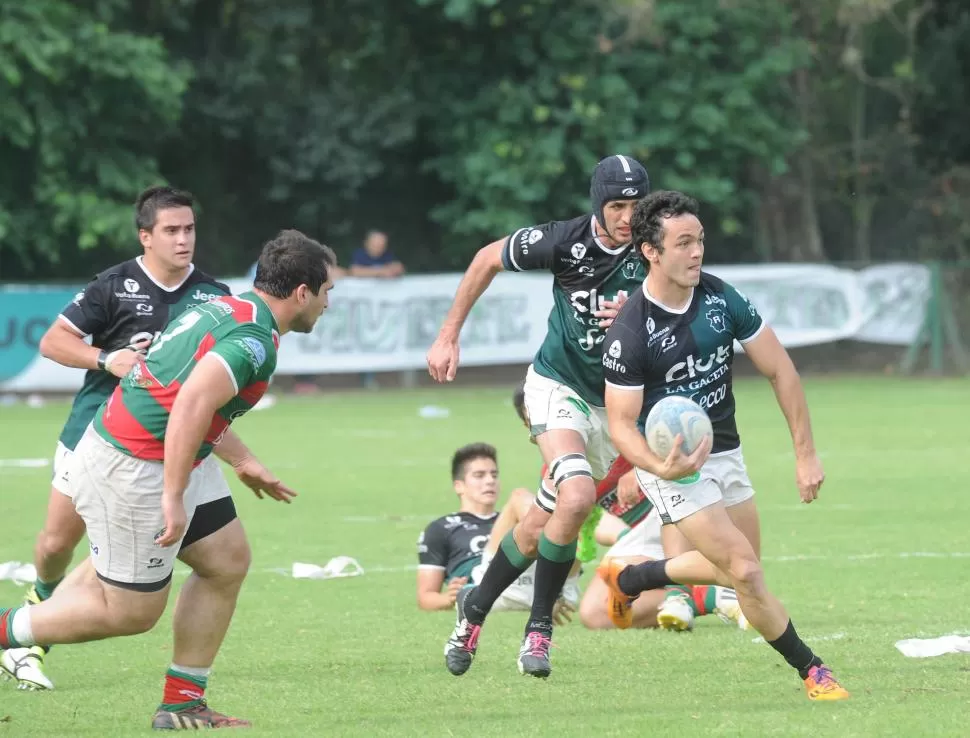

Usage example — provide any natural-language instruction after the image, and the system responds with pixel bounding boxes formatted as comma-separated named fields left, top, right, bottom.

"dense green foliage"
left=1, top=0, right=967, bottom=278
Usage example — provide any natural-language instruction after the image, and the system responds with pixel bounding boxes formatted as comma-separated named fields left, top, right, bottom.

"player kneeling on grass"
left=597, top=190, right=848, bottom=701
left=417, top=444, right=579, bottom=621
left=0, top=230, right=338, bottom=729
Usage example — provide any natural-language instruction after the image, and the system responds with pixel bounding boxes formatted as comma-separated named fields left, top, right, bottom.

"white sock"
left=171, top=663, right=211, bottom=679
left=11, top=607, right=35, bottom=647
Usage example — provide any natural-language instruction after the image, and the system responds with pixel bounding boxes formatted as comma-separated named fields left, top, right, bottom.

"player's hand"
left=553, top=598, right=576, bottom=626
left=445, top=577, right=468, bottom=606
left=156, top=494, right=187, bottom=548
left=427, top=336, right=460, bottom=382
left=594, top=293, right=629, bottom=328
left=795, top=453, right=825, bottom=504
left=104, top=346, right=148, bottom=378
left=616, top=469, right=642, bottom=508
left=233, top=457, right=298, bottom=503
left=656, top=434, right=711, bottom=481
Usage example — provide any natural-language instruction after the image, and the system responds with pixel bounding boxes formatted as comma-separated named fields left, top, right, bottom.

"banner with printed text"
left=0, top=263, right=931, bottom=392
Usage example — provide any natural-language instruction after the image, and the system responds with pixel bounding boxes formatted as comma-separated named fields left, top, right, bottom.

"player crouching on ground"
left=417, top=444, right=579, bottom=621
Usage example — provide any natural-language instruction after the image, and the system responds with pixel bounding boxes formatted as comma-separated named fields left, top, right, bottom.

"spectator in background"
left=350, top=230, right=405, bottom=278
left=350, top=230, right=404, bottom=389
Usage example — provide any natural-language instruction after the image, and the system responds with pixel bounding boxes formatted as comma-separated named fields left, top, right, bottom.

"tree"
left=0, top=0, right=189, bottom=279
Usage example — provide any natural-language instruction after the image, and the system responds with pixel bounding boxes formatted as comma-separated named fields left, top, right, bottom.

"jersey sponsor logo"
left=136, top=303, right=154, bottom=314
left=124, top=279, right=140, bottom=293
left=646, top=317, right=656, bottom=334
left=528, top=229, right=543, bottom=244
left=661, top=335, right=677, bottom=353
left=469, top=535, right=488, bottom=554
left=602, top=354, right=626, bottom=374
left=647, top=324, right=672, bottom=347
left=607, top=340, right=621, bottom=358
left=515, top=227, right=539, bottom=256
left=417, top=531, right=428, bottom=554
left=621, top=187, right=639, bottom=196
left=704, top=294, right=727, bottom=308
left=570, top=243, right=587, bottom=259
left=238, top=337, right=267, bottom=370
left=192, top=289, right=223, bottom=302
left=706, top=309, right=727, bottom=334
left=578, top=265, right=595, bottom=276
left=664, top=344, right=732, bottom=383
left=692, top=383, right=727, bottom=411
left=129, top=330, right=157, bottom=348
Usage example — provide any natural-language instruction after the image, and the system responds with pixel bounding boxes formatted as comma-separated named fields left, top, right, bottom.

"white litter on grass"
left=25, top=394, right=45, bottom=409
left=291, top=557, right=364, bottom=580
left=895, top=635, right=970, bottom=658
left=0, top=562, right=37, bottom=586
left=418, top=405, right=450, bottom=419
left=0, top=458, right=50, bottom=469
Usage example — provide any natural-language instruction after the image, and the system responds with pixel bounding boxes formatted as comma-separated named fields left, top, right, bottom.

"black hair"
left=630, top=190, right=700, bottom=267
left=451, top=443, right=497, bottom=482
left=253, top=229, right=337, bottom=298
left=135, top=186, right=195, bottom=232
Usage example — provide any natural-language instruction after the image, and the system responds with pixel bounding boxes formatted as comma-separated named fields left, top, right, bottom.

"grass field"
left=1, top=376, right=970, bottom=736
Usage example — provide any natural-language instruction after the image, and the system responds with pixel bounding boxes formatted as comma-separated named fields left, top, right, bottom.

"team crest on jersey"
left=646, top=317, right=656, bottom=334
left=570, top=243, right=587, bottom=259
left=622, top=260, right=641, bottom=279
left=706, top=309, right=727, bottom=334
left=124, top=279, right=140, bottom=293
left=238, top=337, right=267, bottom=370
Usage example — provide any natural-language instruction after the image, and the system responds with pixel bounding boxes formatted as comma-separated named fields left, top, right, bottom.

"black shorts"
left=179, top=495, right=238, bottom=551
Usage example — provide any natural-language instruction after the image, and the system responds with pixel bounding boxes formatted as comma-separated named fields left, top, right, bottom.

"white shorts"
left=52, top=441, right=73, bottom=497
left=604, top=509, right=665, bottom=561
left=634, top=446, right=755, bottom=524
left=70, top=426, right=231, bottom=590
left=471, top=552, right=581, bottom=611
left=522, top=365, right=617, bottom=480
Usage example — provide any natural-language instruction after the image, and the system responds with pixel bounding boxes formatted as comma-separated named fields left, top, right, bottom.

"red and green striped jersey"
left=93, top=292, right=279, bottom=463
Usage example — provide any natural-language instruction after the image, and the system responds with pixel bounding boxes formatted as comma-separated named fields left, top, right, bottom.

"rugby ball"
left=644, top=396, right=713, bottom=457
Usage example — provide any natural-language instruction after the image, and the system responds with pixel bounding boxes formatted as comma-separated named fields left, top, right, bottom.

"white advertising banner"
left=0, top=263, right=931, bottom=392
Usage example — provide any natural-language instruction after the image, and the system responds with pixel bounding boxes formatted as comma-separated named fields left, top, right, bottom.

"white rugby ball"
left=644, top=396, right=713, bottom=457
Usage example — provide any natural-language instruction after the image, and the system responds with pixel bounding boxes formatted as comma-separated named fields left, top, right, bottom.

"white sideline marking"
left=0, top=458, right=49, bottom=469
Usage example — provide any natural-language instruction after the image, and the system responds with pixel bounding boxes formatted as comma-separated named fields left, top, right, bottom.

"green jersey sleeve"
left=209, top=325, right=277, bottom=392
left=724, top=281, right=765, bottom=343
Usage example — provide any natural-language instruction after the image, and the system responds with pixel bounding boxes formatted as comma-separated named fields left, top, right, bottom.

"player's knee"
left=111, top=605, right=164, bottom=636
left=216, top=534, right=252, bottom=582
left=36, top=527, right=81, bottom=560
left=553, top=482, right=595, bottom=524
left=578, top=595, right=610, bottom=630
left=727, top=556, right=765, bottom=595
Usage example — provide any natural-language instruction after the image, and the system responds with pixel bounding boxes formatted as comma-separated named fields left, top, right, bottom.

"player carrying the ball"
left=427, top=155, right=650, bottom=678
left=598, top=190, right=849, bottom=701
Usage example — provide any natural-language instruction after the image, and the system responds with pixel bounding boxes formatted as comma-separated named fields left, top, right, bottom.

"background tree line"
left=1, top=0, right=968, bottom=280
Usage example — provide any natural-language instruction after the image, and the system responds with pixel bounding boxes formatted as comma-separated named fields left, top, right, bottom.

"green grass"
left=2, top=376, right=970, bottom=736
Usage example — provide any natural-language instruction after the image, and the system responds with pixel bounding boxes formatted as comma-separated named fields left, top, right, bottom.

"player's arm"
left=157, top=354, right=238, bottom=546
left=744, top=327, right=814, bottom=457
left=427, top=223, right=562, bottom=382
left=40, top=281, right=145, bottom=376
left=214, top=429, right=297, bottom=504
left=416, top=524, right=464, bottom=610
left=416, top=569, right=457, bottom=611
left=743, top=326, right=824, bottom=502
left=426, top=238, right=506, bottom=381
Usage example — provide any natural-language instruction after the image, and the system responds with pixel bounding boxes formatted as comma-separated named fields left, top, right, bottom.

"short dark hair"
left=631, top=190, right=700, bottom=266
left=512, top=382, right=527, bottom=425
left=451, top=443, right=497, bottom=482
left=253, top=229, right=337, bottom=298
left=135, top=186, right=195, bottom=232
